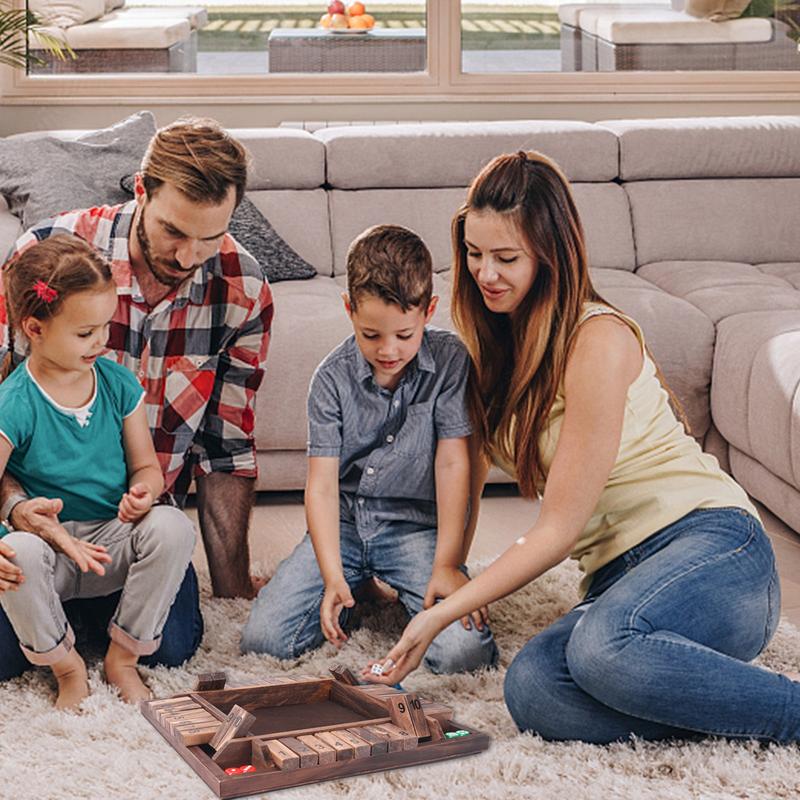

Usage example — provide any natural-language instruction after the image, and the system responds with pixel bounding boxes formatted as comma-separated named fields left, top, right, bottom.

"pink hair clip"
left=33, top=280, right=58, bottom=304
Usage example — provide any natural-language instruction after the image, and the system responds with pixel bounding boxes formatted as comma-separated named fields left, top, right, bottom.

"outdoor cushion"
left=29, top=0, right=105, bottom=28
left=685, top=0, right=750, bottom=22
left=59, top=15, right=191, bottom=50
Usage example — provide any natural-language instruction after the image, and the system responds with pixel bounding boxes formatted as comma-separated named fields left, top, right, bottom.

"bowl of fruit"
left=319, top=2, right=376, bottom=33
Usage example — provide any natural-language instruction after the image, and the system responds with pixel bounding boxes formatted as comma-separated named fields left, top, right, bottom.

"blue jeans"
left=503, top=507, right=799, bottom=744
left=241, top=523, right=499, bottom=674
left=0, top=563, right=203, bottom=680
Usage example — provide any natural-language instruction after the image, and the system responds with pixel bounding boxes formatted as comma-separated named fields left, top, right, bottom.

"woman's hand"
left=320, top=577, right=355, bottom=648
left=423, top=565, right=489, bottom=631
left=117, top=483, right=154, bottom=524
left=0, top=538, right=23, bottom=594
left=361, top=607, right=445, bottom=685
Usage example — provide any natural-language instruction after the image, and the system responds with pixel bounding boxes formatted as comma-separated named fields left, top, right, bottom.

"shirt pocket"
left=394, top=401, right=435, bottom=458
left=159, top=355, right=219, bottom=435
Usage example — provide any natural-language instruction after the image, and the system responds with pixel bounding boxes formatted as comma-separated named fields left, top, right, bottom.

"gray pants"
left=0, top=506, right=196, bottom=665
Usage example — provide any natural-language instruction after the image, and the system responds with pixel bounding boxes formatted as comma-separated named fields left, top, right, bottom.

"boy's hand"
left=423, top=565, right=489, bottom=632
left=320, top=577, right=355, bottom=649
left=117, top=483, right=154, bottom=524
left=0, top=538, right=23, bottom=594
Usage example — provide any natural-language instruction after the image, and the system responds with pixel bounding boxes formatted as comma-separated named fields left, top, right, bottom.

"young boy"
left=241, top=224, right=498, bottom=674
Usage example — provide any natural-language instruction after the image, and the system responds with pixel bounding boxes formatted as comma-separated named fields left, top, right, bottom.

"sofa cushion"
left=637, top=261, right=800, bottom=322
left=329, top=183, right=636, bottom=277
left=122, top=6, right=209, bottom=29
left=29, top=0, right=105, bottom=27
left=625, top=179, right=800, bottom=266
left=58, top=15, right=191, bottom=50
left=230, top=129, right=326, bottom=191
left=685, top=0, right=749, bottom=22
left=591, top=268, right=715, bottom=437
left=598, top=117, right=800, bottom=181
left=760, top=263, right=800, bottom=290
left=317, top=121, right=619, bottom=188
left=0, top=111, right=156, bottom=229
left=712, top=311, right=800, bottom=489
left=558, top=3, right=671, bottom=27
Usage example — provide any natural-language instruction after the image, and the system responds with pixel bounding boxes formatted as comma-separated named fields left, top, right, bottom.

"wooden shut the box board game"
left=141, top=666, right=491, bottom=798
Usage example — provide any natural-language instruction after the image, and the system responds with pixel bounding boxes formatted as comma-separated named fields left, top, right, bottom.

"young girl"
left=0, top=234, right=196, bottom=710
left=365, top=151, right=800, bottom=744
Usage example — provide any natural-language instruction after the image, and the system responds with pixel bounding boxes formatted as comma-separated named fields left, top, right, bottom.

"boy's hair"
left=1, top=234, right=113, bottom=379
left=141, top=117, right=249, bottom=207
left=345, top=224, right=433, bottom=312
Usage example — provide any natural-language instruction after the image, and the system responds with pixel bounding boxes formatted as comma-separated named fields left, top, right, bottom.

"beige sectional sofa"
left=0, top=116, right=798, bottom=536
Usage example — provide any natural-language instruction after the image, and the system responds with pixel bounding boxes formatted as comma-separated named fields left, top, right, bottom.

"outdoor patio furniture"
left=267, top=28, right=426, bottom=73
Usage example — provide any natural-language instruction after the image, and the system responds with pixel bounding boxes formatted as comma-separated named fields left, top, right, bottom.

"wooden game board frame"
left=141, top=675, right=491, bottom=798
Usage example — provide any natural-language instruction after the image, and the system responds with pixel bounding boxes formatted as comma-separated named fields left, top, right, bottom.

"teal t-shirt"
left=0, top=357, right=144, bottom=530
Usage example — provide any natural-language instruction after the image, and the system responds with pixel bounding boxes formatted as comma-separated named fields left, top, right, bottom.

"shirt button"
left=393, top=400, right=400, bottom=408
left=357, top=498, right=364, bottom=506
left=386, top=435, right=394, bottom=443
left=366, top=467, right=375, bottom=475
left=138, top=370, right=145, bottom=379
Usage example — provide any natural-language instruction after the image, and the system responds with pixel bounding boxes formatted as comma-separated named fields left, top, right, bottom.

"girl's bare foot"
left=51, top=649, right=89, bottom=712
left=104, top=641, right=152, bottom=705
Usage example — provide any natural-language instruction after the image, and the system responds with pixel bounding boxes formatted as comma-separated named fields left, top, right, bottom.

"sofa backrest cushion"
left=599, top=116, right=800, bottom=180
left=329, top=183, right=636, bottom=277
left=626, top=178, right=800, bottom=266
left=317, top=121, right=619, bottom=188
left=231, top=129, right=325, bottom=191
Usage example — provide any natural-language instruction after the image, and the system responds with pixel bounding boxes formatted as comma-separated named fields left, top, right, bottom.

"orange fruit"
left=349, top=14, right=369, bottom=28
left=348, top=2, right=366, bottom=15
left=319, top=12, right=332, bottom=28
left=329, top=12, right=349, bottom=28
left=360, top=13, right=375, bottom=27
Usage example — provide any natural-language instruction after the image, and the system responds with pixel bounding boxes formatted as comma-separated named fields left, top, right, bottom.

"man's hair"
left=345, top=224, right=433, bottom=312
left=141, top=117, right=249, bottom=207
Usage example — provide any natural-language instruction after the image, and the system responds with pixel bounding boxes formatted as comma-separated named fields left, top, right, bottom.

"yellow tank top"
left=496, top=302, right=758, bottom=597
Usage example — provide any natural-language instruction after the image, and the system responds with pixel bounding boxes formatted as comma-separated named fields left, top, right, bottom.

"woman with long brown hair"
left=364, top=151, right=800, bottom=744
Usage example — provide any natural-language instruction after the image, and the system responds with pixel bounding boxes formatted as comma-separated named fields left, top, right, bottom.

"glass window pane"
left=460, top=1, right=800, bottom=73
left=27, top=1, right=428, bottom=77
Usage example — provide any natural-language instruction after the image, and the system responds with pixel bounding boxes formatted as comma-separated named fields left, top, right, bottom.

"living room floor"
left=186, top=488, right=800, bottom=628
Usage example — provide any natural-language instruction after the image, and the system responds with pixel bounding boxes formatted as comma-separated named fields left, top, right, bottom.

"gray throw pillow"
left=119, top=174, right=316, bottom=283
left=0, top=111, right=156, bottom=229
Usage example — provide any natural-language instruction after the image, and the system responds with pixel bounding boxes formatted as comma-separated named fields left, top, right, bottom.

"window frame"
left=3, top=0, right=799, bottom=104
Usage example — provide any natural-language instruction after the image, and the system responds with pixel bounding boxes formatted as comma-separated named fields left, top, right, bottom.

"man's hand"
left=423, top=565, right=489, bottom=632
left=10, top=496, right=111, bottom=576
left=320, top=577, right=355, bottom=649
left=117, top=483, right=154, bottom=524
left=0, top=538, right=23, bottom=595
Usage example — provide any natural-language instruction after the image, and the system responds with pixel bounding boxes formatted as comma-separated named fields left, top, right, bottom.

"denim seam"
left=286, top=567, right=362, bottom=660
left=42, top=541, right=67, bottom=646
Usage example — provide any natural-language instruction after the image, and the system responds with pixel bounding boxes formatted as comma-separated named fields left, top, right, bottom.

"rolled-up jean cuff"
left=108, top=622, right=161, bottom=657
left=21, top=624, right=76, bottom=666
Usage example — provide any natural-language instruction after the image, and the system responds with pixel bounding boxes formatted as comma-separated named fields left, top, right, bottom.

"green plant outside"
left=0, top=0, right=74, bottom=69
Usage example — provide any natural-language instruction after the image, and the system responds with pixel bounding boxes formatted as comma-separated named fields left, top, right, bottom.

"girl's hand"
left=423, top=565, right=489, bottom=632
left=361, top=607, right=444, bottom=685
left=0, top=538, right=24, bottom=594
left=117, top=483, right=154, bottom=524
left=320, top=577, right=355, bottom=649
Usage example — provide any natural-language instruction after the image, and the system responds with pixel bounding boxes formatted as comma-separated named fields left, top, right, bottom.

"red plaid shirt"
left=0, top=202, right=273, bottom=501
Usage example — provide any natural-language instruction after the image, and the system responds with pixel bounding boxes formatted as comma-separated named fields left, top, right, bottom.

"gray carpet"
left=2, top=558, right=799, bottom=800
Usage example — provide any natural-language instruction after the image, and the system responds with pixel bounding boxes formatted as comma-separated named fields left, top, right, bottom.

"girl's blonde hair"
left=1, top=234, right=113, bottom=379
left=451, top=151, right=687, bottom=498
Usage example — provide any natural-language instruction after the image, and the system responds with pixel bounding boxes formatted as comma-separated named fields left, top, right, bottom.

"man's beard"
left=136, top=207, right=194, bottom=288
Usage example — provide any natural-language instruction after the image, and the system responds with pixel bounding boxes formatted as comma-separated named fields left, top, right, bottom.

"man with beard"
left=0, top=118, right=273, bottom=679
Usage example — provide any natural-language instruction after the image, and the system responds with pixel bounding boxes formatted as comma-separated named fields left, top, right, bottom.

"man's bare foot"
left=51, top=648, right=89, bottom=712
left=353, top=577, right=399, bottom=606
left=104, top=641, right=152, bottom=705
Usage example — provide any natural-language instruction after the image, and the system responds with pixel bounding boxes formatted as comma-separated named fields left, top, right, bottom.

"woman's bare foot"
left=104, top=641, right=152, bottom=705
left=51, top=648, right=89, bottom=712
left=782, top=670, right=800, bottom=682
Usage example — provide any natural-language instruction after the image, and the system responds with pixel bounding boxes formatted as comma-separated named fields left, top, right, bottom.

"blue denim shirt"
left=307, top=327, right=473, bottom=537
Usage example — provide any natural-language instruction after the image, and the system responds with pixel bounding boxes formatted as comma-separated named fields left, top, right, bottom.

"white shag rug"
left=2, top=558, right=800, bottom=800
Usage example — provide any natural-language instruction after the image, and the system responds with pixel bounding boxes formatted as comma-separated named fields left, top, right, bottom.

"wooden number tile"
left=334, top=730, right=371, bottom=759
left=346, top=726, right=387, bottom=755
left=329, top=664, right=359, bottom=686
left=387, top=693, right=429, bottom=737
left=265, top=740, right=300, bottom=771
left=296, top=734, right=336, bottom=766
left=420, top=700, right=454, bottom=723
left=278, top=737, right=319, bottom=768
left=315, top=731, right=355, bottom=761
left=149, top=696, right=192, bottom=712
left=156, top=700, right=197, bottom=721
left=426, top=717, right=445, bottom=742
left=365, top=724, right=406, bottom=753
left=375, top=723, right=418, bottom=751
left=209, top=704, right=256, bottom=752
left=194, top=671, right=227, bottom=692
left=251, top=741, right=270, bottom=771
left=177, top=725, right=220, bottom=747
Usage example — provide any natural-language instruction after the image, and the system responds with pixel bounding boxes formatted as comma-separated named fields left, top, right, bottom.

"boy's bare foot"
left=51, top=648, right=89, bottom=712
left=104, top=641, right=152, bottom=705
